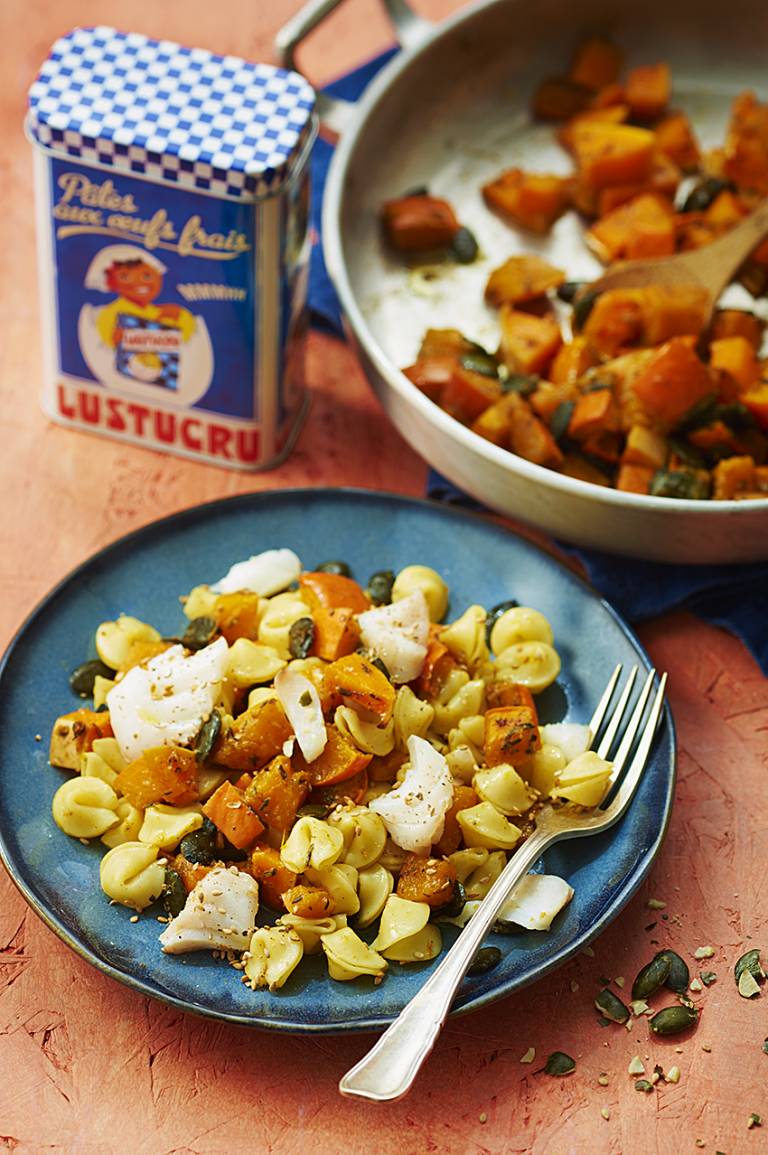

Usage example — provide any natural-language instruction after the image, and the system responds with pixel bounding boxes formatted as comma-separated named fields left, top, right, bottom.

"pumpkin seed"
left=634, top=1079, right=654, bottom=1093
left=162, top=868, right=187, bottom=918
left=485, top=599, right=520, bottom=645
left=179, top=819, right=217, bottom=865
left=451, top=226, right=479, bottom=264
left=655, top=948, right=690, bottom=993
left=544, top=1051, right=576, bottom=1076
left=367, top=570, right=395, bottom=606
left=556, top=280, right=586, bottom=304
left=438, top=879, right=466, bottom=919
left=181, top=616, right=219, bottom=651
left=296, top=803, right=333, bottom=820
left=550, top=400, right=575, bottom=444
left=315, top=560, right=351, bottom=576
left=289, top=617, right=315, bottom=660
left=194, top=709, right=221, bottom=764
left=572, top=288, right=600, bottom=331
left=734, top=948, right=764, bottom=985
left=649, top=1004, right=699, bottom=1036
left=492, top=918, right=525, bottom=936
left=747, top=1113, right=762, bottom=1129
left=700, top=971, right=717, bottom=986
left=402, top=185, right=429, bottom=199
left=370, top=655, right=391, bottom=680
left=632, top=953, right=672, bottom=1000
left=594, top=988, right=630, bottom=1024
left=681, top=176, right=736, bottom=213
left=762, top=1038, right=768, bottom=1055
left=69, top=658, right=115, bottom=697
left=738, top=970, right=761, bottom=999
left=459, top=352, right=499, bottom=379
left=468, top=946, right=502, bottom=976
left=501, top=372, right=539, bottom=396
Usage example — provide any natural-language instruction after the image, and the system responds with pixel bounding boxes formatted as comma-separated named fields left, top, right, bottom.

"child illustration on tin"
left=78, top=244, right=213, bottom=402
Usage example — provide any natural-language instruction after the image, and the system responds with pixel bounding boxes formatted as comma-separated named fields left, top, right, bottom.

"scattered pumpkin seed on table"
left=649, top=1004, right=699, bottom=1036
left=734, top=948, right=764, bottom=984
left=544, top=1052, right=576, bottom=1076
left=594, top=988, right=630, bottom=1024
left=632, top=953, right=672, bottom=999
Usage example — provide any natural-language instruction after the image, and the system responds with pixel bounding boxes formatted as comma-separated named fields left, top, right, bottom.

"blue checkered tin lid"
left=27, top=26, right=316, bottom=200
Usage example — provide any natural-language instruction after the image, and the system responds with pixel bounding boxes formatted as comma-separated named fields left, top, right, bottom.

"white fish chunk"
left=369, top=735, right=453, bottom=854
left=210, top=549, right=301, bottom=596
left=159, top=867, right=259, bottom=954
left=274, top=666, right=327, bottom=762
left=358, top=591, right=429, bottom=683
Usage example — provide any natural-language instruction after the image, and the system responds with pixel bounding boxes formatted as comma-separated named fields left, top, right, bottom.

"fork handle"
left=338, top=827, right=553, bottom=1101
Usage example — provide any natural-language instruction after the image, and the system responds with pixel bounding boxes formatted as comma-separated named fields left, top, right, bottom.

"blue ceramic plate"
left=0, top=489, right=674, bottom=1033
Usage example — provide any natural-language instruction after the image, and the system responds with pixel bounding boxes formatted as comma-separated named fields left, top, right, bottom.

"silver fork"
left=339, top=664, right=667, bottom=1102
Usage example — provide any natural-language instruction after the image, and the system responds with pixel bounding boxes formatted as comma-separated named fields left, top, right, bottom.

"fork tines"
left=589, top=664, right=668, bottom=792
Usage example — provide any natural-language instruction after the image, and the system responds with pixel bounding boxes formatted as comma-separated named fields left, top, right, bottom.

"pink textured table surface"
left=1, top=3, right=766, bottom=1152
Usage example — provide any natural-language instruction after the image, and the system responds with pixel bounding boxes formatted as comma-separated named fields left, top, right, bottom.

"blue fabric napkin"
left=308, top=53, right=768, bottom=675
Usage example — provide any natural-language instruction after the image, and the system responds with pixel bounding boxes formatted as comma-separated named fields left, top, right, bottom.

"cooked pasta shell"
left=445, top=744, right=478, bottom=784
left=356, top=864, right=394, bottom=928
left=304, top=863, right=360, bottom=916
left=280, top=816, right=345, bottom=873
left=80, top=750, right=118, bottom=788
left=456, top=802, right=522, bottom=851
left=183, top=585, right=220, bottom=621
left=380, top=923, right=443, bottom=964
left=52, top=776, right=119, bottom=839
left=93, top=675, right=115, bottom=710
left=138, top=804, right=203, bottom=850
left=257, top=591, right=311, bottom=657
left=95, top=615, right=162, bottom=672
left=527, top=743, right=567, bottom=795
left=473, top=764, right=536, bottom=816
left=278, top=913, right=348, bottom=954
left=247, top=686, right=280, bottom=711
left=497, top=873, right=574, bottom=930
left=432, top=680, right=486, bottom=737
left=227, top=638, right=286, bottom=687
left=464, top=850, right=506, bottom=901
left=91, top=737, right=126, bottom=775
left=552, top=751, right=612, bottom=807
left=393, top=686, right=435, bottom=751
left=539, top=723, right=591, bottom=764
left=494, top=641, right=561, bottom=694
left=100, top=841, right=165, bottom=911
left=457, top=713, right=485, bottom=749
left=100, top=799, right=144, bottom=849
left=321, top=927, right=388, bottom=981
left=448, top=847, right=489, bottom=883
left=378, top=837, right=409, bottom=874
left=440, top=606, right=488, bottom=671
left=371, top=894, right=430, bottom=952
left=245, top=926, right=304, bottom=990
left=335, top=705, right=395, bottom=757
left=391, top=565, right=449, bottom=623
left=327, top=805, right=388, bottom=869
left=490, top=607, right=554, bottom=655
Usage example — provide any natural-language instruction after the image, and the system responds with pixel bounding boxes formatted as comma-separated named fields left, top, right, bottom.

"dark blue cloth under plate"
left=307, top=51, right=768, bottom=674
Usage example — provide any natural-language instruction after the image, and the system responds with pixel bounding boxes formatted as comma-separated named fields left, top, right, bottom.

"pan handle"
left=275, top=0, right=432, bottom=135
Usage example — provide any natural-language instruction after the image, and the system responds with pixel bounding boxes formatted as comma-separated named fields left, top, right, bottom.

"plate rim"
left=0, top=486, right=676, bottom=1033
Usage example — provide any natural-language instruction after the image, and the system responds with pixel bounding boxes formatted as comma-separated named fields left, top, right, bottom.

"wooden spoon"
left=586, top=197, right=768, bottom=315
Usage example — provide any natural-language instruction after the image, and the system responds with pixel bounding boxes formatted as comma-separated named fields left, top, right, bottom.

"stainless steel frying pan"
left=278, top=0, right=768, bottom=562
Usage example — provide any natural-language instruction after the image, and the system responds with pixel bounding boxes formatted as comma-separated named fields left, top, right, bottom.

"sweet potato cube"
left=413, top=639, right=456, bottom=699
left=309, top=606, right=361, bottom=662
left=529, top=380, right=579, bottom=423
left=549, top=337, right=599, bottom=385
left=403, top=356, right=457, bottom=403
left=616, top=463, right=654, bottom=494
left=741, top=383, right=768, bottom=431
left=572, top=123, right=655, bottom=190
left=418, top=329, right=476, bottom=358
left=214, top=697, right=293, bottom=772
left=655, top=111, right=700, bottom=170
left=292, top=724, right=372, bottom=787
left=588, top=194, right=675, bottom=262
left=243, top=755, right=309, bottom=837
left=709, top=337, right=760, bottom=390
left=211, top=591, right=262, bottom=644
left=325, top=652, right=395, bottom=724
left=596, top=152, right=682, bottom=215
left=471, top=393, right=520, bottom=447
left=203, top=780, right=265, bottom=850
left=622, top=425, right=668, bottom=469
left=282, top=885, right=335, bottom=919
left=639, top=286, right=710, bottom=346
left=532, top=76, right=590, bottom=121
left=433, top=785, right=479, bottom=856
left=711, top=310, right=764, bottom=350
left=114, top=745, right=199, bottom=808
left=485, top=682, right=539, bottom=720
left=557, top=103, right=629, bottom=154
left=507, top=393, right=564, bottom=468
left=712, top=455, right=757, bottom=499
left=246, top=844, right=298, bottom=910
left=582, top=290, right=645, bottom=356
left=498, top=307, right=562, bottom=376
left=568, top=389, right=619, bottom=440
left=299, top=571, right=369, bottom=613
left=625, top=63, right=671, bottom=121
left=569, top=38, right=623, bottom=92
left=381, top=194, right=459, bottom=251
left=632, top=338, right=714, bottom=428
left=49, top=708, right=114, bottom=770
left=723, top=91, right=768, bottom=193
left=172, top=854, right=216, bottom=894
left=484, top=706, right=541, bottom=767
left=485, top=255, right=566, bottom=306
left=396, top=854, right=457, bottom=908
left=482, top=169, right=571, bottom=233
left=441, top=364, right=502, bottom=423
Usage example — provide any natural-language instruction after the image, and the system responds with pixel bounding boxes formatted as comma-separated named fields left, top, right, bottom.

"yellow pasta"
left=432, top=679, right=485, bottom=736
left=391, top=565, right=449, bottom=622
left=473, top=764, right=536, bottom=816
left=334, top=705, right=395, bottom=756
left=393, top=685, right=435, bottom=750
left=95, top=614, right=162, bottom=672
left=327, top=805, right=387, bottom=870
left=278, top=913, right=348, bottom=954
left=100, top=841, right=165, bottom=911
left=489, top=606, right=554, bottom=655
left=321, top=928, right=387, bottom=981
left=100, top=799, right=144, bottom=849
left=257, top=591, right=310, bottom=657
left=495, top=641, right=561, bottom=693
left=52, top=777, right=120, bottom=839
left=138, top=804, right=203, bottom=850
left=245, top=927, right=304, bottom=990
left=80, top=750, right=118, bottom=788
left=356, top=864, right=394, bottom=928
left=227, top=638, right=286, bottom=686
left=457, top=802, right=522, bottom=851
left=280, top=817, right=345, bottom=873
left=304, top=864, right=360, bottom=916
left=440, top=605, right=488, bottom=671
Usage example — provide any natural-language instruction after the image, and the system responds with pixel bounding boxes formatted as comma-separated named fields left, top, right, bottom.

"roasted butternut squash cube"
left=49, top=708, right=114, bottom=770
left=710, top=310, right=764, bottom=350
left=211, top=591, right=262, bottom=644
left=568, top=389, right=620, bottom=440
left=484, top=706, right=541, bottom=767
left=549, top=338, right=599, bottom=386
left=282, top=884, right=335, bottom=919
left=508, top=395, right=564, bottom=468
left=396, top=854, right=458, bottom=907
left=292, top=724, right=372, bottom=787
left=243, top=755, right=310, bottom=837
left=246, top=844, right=298, bottom=910
left=616, top=463, right=654, bottom=494
left=214, top=697, right=293, bottom=772
left=299, top=571, right=369, bottom=613
left=625, top=63, right=670, bottom=121
left=202, top=780, right=265, bottom=850
left=569, top=38, right=623, bottom=93
left=532, top=76, right=590, bottom=121
left=325, top=652, right=396, bottom=724
left=709, top=337, right=760, bottom=390
left=433, top=786, right=480, bottom=856
left=712, top=455, right=757, bottom=499
left=622, top=425, right=668, bottom=470
left=572, top=122, right=655, bottom=191
left=655, top=111, right=700, bottom=171
left=498, top=307, right=562, bottom=376
left=381, top=194, right=460, bottom=251
left=485, top=682, right=538, bottom=718
left=413, top=639, right=457, bottom=700
left=587, top=194, right=675, bottom=262
left=114, top=745, right=199, bottom=808
left=482, top=169, right=571, bottom=233
left=309, top=606, right=361, bottom=662
left=485, top=254, right=566, bottom=306
left=441, top=364, right=502, bottom=423
left=557, top=103, right=629, bottom=154
left=723, top=91, right=768, bottom=193
left=632, top=338, right=714, bottom=429
left=403, top=355, right=457, bottom=403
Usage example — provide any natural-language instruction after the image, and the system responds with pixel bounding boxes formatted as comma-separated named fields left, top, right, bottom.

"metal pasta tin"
left=27, top=26, right=316, bottom=469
